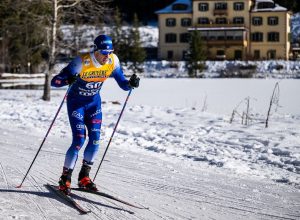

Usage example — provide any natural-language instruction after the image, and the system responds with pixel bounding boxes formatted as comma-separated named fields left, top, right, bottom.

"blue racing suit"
left=51, top=52, right=131, bottom=169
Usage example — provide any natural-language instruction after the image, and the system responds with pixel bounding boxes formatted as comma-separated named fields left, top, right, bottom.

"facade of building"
left=156, top=0, right=291, bottom=60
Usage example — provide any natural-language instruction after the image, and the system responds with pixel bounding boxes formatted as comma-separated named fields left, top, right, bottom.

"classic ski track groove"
left=103, top=162, right=298, bottom=220
left=1, top=166, right=49, bottom=220
left=29, top=173, right=58, bottom=211
left=16, top=169, right=49, bottom=220
left=0, top=162, right=9, bottom=189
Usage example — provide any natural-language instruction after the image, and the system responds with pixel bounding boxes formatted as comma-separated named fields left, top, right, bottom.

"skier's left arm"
left=111, top=54, right=140, bottom=91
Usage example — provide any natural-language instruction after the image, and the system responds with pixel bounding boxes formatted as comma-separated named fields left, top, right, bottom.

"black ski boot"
left=78, top=162, right=98, bottom=191
left=58, top=167, right=73, bottom=195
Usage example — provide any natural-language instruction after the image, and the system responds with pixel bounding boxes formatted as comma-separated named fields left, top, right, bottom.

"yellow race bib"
left=79, top=53, right=114, bottom=82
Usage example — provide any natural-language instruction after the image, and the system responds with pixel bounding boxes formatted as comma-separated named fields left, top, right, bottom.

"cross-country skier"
left=51, top=34, right=140, bottom=195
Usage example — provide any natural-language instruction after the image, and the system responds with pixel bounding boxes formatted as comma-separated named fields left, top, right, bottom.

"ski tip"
left=80, top=210, right=92, bottom=215
left=15, top=185, right=22, bottom=188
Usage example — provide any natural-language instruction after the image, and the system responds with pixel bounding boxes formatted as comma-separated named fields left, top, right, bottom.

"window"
left=233, top=17, right=244, bottom=24
left=254, top=50, right=260, bottom=59
left=199, top=3, right=209, bottom=11
left=172, top=3, right=188, bottom=11
left=215, top=3, right=227, bottom=10
left=251, top=32, right=263, bottom=42
left=268, top=32, right=280, bottom=42
left=226, top=31, right=244, bottom=40
left=166, top=33, right=177, bottom=43
left=216, top=17, right=227, bottom=24
left=252, top=17, right=263, bottom=26
left=268, top=17, right=278, bottom=25
left=198, top=17, right=209, bottom=24
left=166, top=18, right=176, bottom=27
left=180, top=33, right=190, bottom=43
left=267, top=50, right=276, bottom=59
left=167, top=51, right=174, bottom=59
left=165, top=33, right=177, bottom=43
left=234, top=50, right=242, bottom=60
left=234, top=2, right=244, bottom=11
left=181, top=18, right=191, bottom=27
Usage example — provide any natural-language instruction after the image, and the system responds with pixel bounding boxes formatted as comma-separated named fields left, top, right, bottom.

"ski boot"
left=58, top=167, right=73, bottom=195
left=78, top=163, right=98, bottom=191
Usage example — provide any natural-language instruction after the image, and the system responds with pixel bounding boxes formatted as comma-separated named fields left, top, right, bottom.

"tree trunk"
left=43, top=0, right=57, bottom=101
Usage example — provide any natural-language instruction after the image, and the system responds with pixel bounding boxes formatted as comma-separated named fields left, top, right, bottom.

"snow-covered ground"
left=0, top=78, right=299, bottom=219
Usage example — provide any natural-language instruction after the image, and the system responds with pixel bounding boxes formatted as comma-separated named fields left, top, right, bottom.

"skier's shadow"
left=0, top=187, right=134, bottom=214
left=71, top=193, right=135, bottom=214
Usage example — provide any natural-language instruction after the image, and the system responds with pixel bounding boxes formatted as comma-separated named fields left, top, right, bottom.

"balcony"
left=214, top=9, right=228, bottom=16
left=195, top=23, right=246, bottom=29
left=205, top=39, right=246, bottom=46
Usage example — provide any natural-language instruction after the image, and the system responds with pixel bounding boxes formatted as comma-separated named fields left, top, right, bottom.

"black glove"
left=67, top=75, right=77, bottom=85
left=128, top=74, right=140, bottom=88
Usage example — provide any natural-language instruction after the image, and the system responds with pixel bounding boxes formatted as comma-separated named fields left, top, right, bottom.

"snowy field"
left=0, top=78, right=299, bottom=219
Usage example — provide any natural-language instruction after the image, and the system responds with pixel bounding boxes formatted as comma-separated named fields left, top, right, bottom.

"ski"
left=45, top=184, right=91, bottom=214
left=71, top=187, right=146, bottom=209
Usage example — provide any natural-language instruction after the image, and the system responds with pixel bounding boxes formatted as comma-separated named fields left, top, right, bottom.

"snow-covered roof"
left=252, top=0, right=287, bottom=12
left=155, top=0, right=192, bottom=14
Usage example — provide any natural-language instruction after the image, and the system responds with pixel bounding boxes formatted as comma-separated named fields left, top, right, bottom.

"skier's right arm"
left=51, top=56, right=82, bottom=87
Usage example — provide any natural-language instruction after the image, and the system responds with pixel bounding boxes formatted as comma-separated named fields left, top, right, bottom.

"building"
left=156, top=0, right=291, bottom=61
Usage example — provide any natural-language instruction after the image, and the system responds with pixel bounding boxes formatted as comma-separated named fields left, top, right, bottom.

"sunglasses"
left=99, top=50, right=113, bottom=55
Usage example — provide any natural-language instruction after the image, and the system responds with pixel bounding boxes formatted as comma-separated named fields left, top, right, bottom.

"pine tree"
left=111, top=7, right=123, bottom=54
left=128, top=13, right=146, bottom=73
left=186, top=31, right=206, bottom=78
left=111, top=7, right=130, bottom=63
left=0, top=0, right=50, bottom=73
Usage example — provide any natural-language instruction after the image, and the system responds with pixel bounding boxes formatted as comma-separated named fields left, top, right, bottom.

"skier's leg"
left=64, top=104, right=86, bottom=169
left=83, top=99, right=102, bottom=166
left=78, top=100, right=102, bottom=190
left=59, top=98, right=86, bottom=193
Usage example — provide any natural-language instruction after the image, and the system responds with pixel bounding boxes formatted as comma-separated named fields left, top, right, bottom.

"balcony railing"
left=195, top=23, right=246, bottom=28
left=205, top=39, right=247, bottom=46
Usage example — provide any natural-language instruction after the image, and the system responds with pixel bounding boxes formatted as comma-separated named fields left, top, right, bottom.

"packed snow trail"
left=0, top=112, right=299, bottom=219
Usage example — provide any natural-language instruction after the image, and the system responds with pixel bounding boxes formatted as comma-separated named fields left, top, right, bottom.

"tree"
left=111, top=7, right=124, bottom=55
left=0, top=0, right=50, bottom=73
left=42, top=0, right=110, bottom=101
left=128, top=13, right=146, bottom=73
left=273, top=0, right=300, bottom=12
left=186, top=31, right=206, bottom=78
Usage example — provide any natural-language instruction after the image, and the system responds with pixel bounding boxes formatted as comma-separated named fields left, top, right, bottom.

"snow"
left=123, top=60, right=300, bottom=78
left=252, top=3, right=287, bottom=12
left=0, top=78, right=299, bottom=219
left=60, top=25, right=158, bottom=49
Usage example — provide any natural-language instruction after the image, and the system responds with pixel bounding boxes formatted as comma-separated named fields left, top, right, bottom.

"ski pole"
left=16, top=87, right=70, bottom=188
left=93, top=89, right=133, bottom=182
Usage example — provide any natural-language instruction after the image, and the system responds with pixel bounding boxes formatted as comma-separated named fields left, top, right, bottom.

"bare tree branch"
left=57, top=0, right=81, bottom=10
